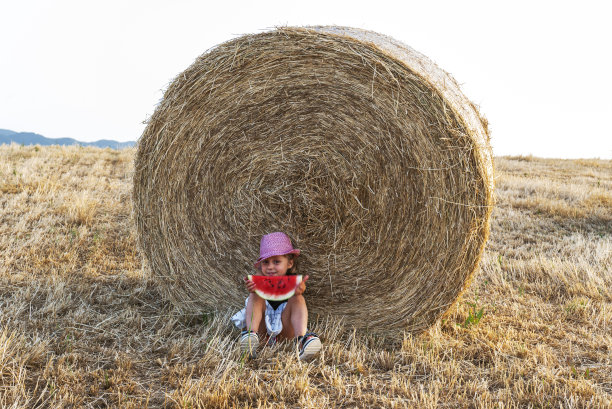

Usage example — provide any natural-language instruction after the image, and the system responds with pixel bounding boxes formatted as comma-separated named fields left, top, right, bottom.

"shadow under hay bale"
left=133, top=26, right=494, bottom=334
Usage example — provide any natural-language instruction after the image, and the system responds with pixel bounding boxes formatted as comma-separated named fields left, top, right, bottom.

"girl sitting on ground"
left=231, top=232, right=321, bottom=360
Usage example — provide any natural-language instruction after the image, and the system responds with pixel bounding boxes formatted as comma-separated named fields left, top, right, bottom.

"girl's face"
left=260, top=255, right=294, bottom=276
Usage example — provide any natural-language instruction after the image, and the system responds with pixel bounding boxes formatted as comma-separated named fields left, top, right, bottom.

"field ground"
left=0, top=144, right=610, bottom=408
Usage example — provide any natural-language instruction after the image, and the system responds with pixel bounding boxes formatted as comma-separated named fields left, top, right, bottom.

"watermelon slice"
left=247, top=275, right=303, bottom=301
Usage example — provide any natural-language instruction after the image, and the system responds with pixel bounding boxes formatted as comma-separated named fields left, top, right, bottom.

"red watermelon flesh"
left=247, top=275, right=303, bottom=301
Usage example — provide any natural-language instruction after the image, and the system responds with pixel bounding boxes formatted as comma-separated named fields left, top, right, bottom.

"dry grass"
left=1, top=144, right=610, bottom=408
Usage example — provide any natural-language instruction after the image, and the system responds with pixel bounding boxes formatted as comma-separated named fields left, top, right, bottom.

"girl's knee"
left=247, top=293, right=266, bottom=311
left=248, top=292, right=265, bottom=304
left=288, top=294, right=306, bottom=309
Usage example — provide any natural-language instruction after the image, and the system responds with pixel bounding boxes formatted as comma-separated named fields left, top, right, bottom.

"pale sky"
left=1, top=0, right=611, bottom=159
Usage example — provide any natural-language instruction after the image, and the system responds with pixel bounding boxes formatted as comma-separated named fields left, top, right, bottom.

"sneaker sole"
left=299, top=337, right=321, bottom=361
left=240, top=334, right=259, bottom=358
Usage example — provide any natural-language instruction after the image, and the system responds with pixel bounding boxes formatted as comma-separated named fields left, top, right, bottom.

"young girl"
left=231, top=232, right=321, bottom=360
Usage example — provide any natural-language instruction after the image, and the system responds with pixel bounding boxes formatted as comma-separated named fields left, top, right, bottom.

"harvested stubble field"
left=0, top=144, right=610, bottom=408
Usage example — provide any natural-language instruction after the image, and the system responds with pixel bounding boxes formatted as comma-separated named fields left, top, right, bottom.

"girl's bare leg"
left=244, top=293, right=266, bottom=335
left=278, top=294, right=307, bottom=340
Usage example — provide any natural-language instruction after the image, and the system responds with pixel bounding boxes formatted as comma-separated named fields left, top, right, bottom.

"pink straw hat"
left=254, top=232, right=300, bottom=268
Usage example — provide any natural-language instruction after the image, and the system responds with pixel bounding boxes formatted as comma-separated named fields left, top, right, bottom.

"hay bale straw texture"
left=133, top=26, right=494, bottom=333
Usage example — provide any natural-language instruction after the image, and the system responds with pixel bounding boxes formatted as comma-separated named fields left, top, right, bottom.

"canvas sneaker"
left=239, top=330, right=259, bottom=359
left=297, top=332, right=321, bottom=361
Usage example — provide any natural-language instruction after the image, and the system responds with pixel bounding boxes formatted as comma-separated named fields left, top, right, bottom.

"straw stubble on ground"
left=0, top=145, right=611, bottom=408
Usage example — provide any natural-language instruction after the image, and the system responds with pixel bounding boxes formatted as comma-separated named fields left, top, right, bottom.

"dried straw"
left=133, top=26, right=494, bottom=334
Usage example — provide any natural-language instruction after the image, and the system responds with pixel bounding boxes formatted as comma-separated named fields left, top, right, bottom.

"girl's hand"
left=244, top=276, right=256, bottom=293
left=294, top=275, right=309, bottom=296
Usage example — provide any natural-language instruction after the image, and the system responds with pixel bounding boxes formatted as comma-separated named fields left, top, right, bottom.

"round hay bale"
left=133, top=26, right=493, bottom=333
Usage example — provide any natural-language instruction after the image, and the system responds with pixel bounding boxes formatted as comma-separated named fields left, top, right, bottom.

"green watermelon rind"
left=247, top=275, right=303, bottom=301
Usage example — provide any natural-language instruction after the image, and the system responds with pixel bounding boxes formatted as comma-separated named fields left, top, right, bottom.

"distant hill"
left=0, top=129, right=136, bottom=149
